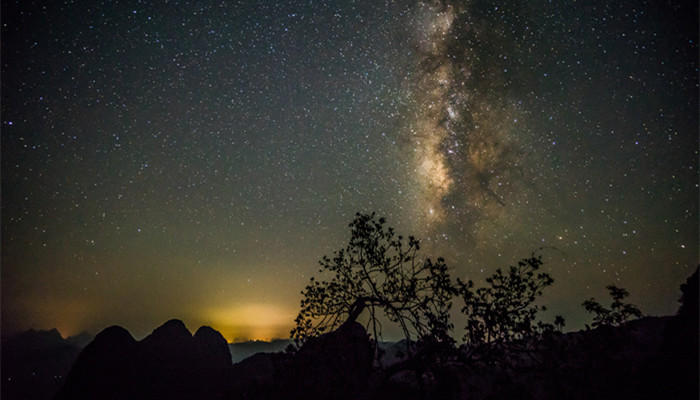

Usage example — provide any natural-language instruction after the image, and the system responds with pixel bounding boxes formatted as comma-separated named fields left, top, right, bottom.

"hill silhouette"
left=54, top=319, right=233, bottom=400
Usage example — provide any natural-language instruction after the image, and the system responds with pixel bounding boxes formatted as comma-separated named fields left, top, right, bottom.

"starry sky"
left=2, top=0, right=697, bottom=342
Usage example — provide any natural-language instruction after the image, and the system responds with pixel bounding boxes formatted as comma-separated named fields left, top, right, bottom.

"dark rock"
left=282, top=321, right=374, bottom=400
left=225, top=322, right=373, bottom=400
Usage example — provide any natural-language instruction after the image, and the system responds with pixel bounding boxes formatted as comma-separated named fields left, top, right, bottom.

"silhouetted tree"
left=554, top=315, right=566, bottom=333
left=583, top=285, right=642, bottom=328
left=457, top=254, right=562, bottom=362
left=290, top=212, right=454, bottom=351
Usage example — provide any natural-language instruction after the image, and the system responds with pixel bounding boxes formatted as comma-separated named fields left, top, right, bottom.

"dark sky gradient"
left=2, top=0, right=697, bottom=342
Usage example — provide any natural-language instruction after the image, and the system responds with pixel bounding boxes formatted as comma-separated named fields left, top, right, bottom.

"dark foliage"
left=457, top=254, right=563, bottom=364
left=583, top=285, right=643, bottom=328
left=291, top=212, right=455, bottom=350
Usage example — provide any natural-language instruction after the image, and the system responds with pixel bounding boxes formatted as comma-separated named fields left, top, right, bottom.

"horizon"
left=6, top=294, right=691, bottom=345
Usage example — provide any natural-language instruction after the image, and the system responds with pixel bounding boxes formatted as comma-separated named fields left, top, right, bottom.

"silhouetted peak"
left=42, top=328, right=63, bottom=340
left=141, top=319, right=192, bottom=347
left=299, top=321, right=370, bottom=355
left=8, top=328, right=67, bottom=350
left=91, top=325, right=136, bottom=348
left=24, top=327, right=60, bottom=340
left=55, top=326, right=137, bottom=400
left=57, top=322, right=235, bottom=400
left=159, top=318, right=191, bottom=333
left=193, top=325, right=228, bottom=351
left=77, top=326, right=136, bottom=363
left=193, top=326, right=233, bottom=369
left=193, top=325, right=223, bottom=342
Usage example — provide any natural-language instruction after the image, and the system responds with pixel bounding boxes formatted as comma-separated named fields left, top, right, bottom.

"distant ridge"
left=1, top=329, right=86, bottom=400
left=229, top=339, right=292, bottom=363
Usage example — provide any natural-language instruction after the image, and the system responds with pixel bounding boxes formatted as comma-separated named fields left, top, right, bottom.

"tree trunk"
left=346, top=298, right=367, bottom=324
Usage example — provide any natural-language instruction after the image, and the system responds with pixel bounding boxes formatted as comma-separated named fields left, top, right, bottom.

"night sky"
left=2, top=0, right=697, bottom=342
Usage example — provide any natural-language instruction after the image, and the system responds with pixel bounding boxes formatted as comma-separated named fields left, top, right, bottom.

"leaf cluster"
left=582, top=285, right=643, bottom=328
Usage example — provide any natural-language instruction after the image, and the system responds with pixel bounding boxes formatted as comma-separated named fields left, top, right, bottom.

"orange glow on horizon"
left=205, top=303, right=296, bottom=342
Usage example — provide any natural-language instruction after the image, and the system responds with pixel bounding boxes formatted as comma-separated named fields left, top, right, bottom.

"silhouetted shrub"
left=457, top=254, right=562, bottom=363
left=583, top=285, right=642, bottom=328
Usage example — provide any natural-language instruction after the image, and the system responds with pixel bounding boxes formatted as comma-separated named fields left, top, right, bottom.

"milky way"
left=405, top=1, right=537, bottom=243
left=406, top=1, right=456, bottom=225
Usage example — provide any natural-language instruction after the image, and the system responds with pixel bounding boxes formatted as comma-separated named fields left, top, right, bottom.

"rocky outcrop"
left=226, top=321, right=374, bottom=400
left=287, top=321, right=373, bottom=399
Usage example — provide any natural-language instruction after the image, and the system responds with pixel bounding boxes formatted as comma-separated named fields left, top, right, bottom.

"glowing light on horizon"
left=205, top=303, right=296, bottom=342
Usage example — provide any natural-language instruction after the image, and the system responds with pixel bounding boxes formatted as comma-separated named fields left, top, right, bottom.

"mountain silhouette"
left=54, top=325, right=138, bottom=400
left=55, top=319, right=233, bottom=400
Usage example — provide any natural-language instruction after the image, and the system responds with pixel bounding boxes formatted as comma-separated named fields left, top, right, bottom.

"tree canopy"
left=458, top=255, right=557, bottom=345
left=290, top=212, right=454, bottom=348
